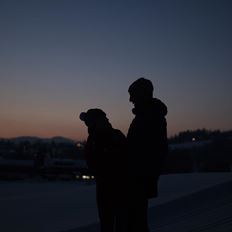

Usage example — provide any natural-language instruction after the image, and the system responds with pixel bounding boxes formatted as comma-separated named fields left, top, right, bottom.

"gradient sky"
left=0, top=0, right=232, bottom=140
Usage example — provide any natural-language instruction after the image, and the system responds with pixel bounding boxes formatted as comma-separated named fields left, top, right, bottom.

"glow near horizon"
left=0, top=0, right=232, bottom=140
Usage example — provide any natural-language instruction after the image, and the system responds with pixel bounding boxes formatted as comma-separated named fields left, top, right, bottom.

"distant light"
left=76, top=143, right=82, bottom=148
left=91, top=176, right=95, bottom=179
left=192, top=137, right=196, bottom=141
left=75, top=175, right=80, bottom=179
left=82, top=175, right=90, bottom=180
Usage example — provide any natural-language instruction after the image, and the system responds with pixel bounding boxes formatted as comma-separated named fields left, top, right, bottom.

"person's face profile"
left=129, top=91, right=142, bottom=105
left=85, top=117, right=109, bottom=133
left=85, top=119, right=95, bottom=129
left=95, top=117, right=109, bottom=131
left=129, top=92, right=136, bottom=104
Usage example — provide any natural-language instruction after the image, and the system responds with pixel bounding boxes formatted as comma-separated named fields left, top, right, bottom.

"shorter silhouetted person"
left=79, top=109, right=127, bottom=232
left=127, top=78, right=168, bottom=232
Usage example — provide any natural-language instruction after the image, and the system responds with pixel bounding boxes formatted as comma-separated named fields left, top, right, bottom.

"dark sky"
left=0, top=0, right=232, bottom=140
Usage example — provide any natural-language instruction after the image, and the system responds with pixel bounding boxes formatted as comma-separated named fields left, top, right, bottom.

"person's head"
left=79, top=108, right=111, bottom=134
left=128, top=77, right=153, bottom=106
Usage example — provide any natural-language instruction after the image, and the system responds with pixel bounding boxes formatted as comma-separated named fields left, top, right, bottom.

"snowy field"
left=1, top=173, right=232, bottom=232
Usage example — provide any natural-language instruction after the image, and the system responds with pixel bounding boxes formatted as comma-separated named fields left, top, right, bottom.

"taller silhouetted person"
left=79, top=109, right=127, bottom=232
left=127, top=78, right=168, bottom=232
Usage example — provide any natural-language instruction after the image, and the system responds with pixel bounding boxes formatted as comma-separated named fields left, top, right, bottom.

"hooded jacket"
left=127, top=98, right=168, bottom=179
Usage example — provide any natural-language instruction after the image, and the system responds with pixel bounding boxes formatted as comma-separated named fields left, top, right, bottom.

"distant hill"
left=6, top=136, right=75, bottom=144
left=49, top=136, right=75, bottom=144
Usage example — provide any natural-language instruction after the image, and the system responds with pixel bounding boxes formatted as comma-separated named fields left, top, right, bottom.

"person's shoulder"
left=152, top=98, right=168, bottom=116
left=86, top=134, right=94, bottom=144
left=112, top=129, right=126, bottom=140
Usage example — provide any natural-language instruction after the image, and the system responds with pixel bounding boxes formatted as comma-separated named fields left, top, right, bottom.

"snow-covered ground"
left=1, top=173, right=232, bottom=232
left=0, top=180, right=98, bottom=232
left=150, top=172, right=232, bottom=206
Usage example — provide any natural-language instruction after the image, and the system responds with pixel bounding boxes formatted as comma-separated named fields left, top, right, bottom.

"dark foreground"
left=63, top=180, right=232, bottom=232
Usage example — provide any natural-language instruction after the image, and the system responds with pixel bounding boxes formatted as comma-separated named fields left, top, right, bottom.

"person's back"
left=85, top=127, right=127, bottom=180
left=127, top=97, right=168, bottom=179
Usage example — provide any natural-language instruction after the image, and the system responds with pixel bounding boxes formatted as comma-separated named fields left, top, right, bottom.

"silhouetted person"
left=79, top=109, right=127, bottom=232
left=127, top=78, right=168, bottom=232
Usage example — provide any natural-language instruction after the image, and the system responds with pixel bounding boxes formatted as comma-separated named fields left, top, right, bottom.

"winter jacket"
left=127, top=98, right=168, bottom=197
